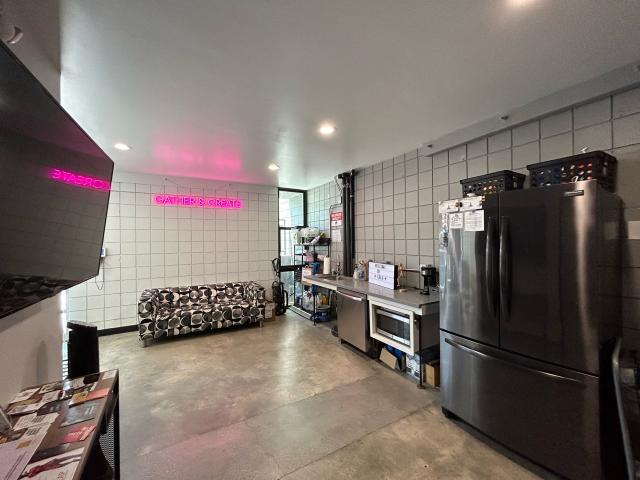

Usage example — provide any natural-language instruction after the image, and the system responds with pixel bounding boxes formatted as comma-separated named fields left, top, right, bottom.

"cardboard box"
left=380, top=348, right=405, bottom=371
left=380, top=348, right=397, bottom=369
left=425, top=361, right=440, bottom=388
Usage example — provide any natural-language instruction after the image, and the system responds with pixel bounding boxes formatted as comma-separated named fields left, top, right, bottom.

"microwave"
left=369, top=298, right=439, bottom=355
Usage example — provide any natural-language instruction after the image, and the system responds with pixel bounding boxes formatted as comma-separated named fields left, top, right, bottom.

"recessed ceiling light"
left=318, top=124, right=336, bottom=136
left=114, top=142, right=131, bottom=151
left=268, top=163, right=280, bottom=171
left=508, top=0, right=536, bottom=7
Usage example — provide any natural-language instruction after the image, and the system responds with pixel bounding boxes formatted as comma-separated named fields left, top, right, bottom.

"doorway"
left=277, top=189, right=307, bottom=302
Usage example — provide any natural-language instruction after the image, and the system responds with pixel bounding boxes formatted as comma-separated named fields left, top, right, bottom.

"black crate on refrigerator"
left=527, top=151, right=617, bottom=192
left=460, top=170, right=526, bottom=197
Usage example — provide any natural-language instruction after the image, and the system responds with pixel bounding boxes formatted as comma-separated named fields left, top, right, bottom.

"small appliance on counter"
left=369, top=299, right=439, bottom=356
left=420, top=265, right=438, bottom=295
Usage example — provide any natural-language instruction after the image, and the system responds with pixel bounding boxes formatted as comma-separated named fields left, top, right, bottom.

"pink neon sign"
left=154, top=194, right=243, bottom=209
left=49, top=168, right=111, bottom=191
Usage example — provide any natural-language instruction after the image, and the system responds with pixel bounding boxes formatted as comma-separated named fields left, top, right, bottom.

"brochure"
left=0, top=433, right=45, bottom=480
left=18, top=446, right=83, bottom=480
left=28, top=444, right=71, bottom=464
left=12, top=414, right=57, bottom=432
left=69, top=388, right=108, bottom=406
left=20, top=426, right=48, bottom=439
left=39, top=391, right=60, bottom=405
left=1, top=424, right=49, bottom=445
left=85, top=388, right=109, bottom=402
left=0, top=431, right=24, bottom=446
left=7, top=402, right=43, bottom=417
left=62, top=379, right=84, bottom=391
left=61, top=424, right=95, bottom=444
left=59, top=401, right=99, bottom=428
left=68, top=392, right=86, bottom=407
left=8, top=389, right=39, bottom=405
left=38, top=383, right=63, bottom=395
left=36, top=402, right=62, bottom=416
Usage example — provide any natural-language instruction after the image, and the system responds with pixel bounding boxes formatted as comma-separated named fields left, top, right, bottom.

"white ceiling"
left=56, top=0, right=640, bottom=189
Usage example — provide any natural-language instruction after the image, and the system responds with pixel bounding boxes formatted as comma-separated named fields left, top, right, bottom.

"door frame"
left=277, top=188, right=308, bottom=277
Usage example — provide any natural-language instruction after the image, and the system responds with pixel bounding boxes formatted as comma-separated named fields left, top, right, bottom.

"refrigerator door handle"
left=612, top=338, right=635, bottom=479
left=499, top=216, right=511, bottom=321
left=444, top=338, right=583, bottom=385
left=485, top=216, right=497, bottom=317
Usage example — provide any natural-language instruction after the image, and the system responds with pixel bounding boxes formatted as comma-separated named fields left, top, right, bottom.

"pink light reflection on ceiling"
left=150, top=132, right=260, bottom=183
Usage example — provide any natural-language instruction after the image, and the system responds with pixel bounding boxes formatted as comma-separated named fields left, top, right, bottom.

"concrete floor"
left=100, top=313, right=553, bottom=479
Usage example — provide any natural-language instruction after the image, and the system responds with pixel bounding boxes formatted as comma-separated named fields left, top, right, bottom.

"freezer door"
left=498, top=181, right=605, bottom=374
left=441, top=331, right=602, bottom=479
left=439, top=195, right=499, bottom=346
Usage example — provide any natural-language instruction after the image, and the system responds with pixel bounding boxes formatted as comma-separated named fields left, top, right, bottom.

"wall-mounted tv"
left=0, top=43, right=113, bottom=319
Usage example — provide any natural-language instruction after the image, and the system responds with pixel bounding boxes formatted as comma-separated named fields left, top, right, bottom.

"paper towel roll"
left=323, top=256, right=331, bottom=274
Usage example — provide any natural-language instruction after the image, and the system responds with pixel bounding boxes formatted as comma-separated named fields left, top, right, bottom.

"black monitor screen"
left=0, top=43, right=113, bottom=318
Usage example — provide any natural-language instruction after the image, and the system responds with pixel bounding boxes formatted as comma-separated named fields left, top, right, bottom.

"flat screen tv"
left=0, top=43, right=113, bottom=319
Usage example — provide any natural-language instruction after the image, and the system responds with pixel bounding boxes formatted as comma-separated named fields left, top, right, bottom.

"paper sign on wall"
left=330, top=211, right=343, bottom=227
left=449, top=212, right=464, bottom=229
left=464, top=210, right=485, bottom=232
left=330, top=204, right=343, bottom=243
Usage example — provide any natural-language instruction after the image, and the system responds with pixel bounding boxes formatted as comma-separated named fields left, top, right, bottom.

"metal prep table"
left=303, top=274, right=440, bottom=387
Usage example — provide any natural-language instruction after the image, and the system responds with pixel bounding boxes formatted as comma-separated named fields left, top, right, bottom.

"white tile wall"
left=67, top=171, right=278, bottom=330
left=307, top=180, right=343, bottom=272
left=310, top=85, right=640, bottom=344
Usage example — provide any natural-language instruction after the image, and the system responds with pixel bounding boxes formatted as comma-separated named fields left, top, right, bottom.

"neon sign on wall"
left=154, top=194, right=243, bottom=209
left=49, top=168, right=111, bottom=191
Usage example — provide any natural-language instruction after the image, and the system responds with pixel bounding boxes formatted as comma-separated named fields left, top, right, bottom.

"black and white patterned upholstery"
left=0, top=275, right=67, bottom=318
left=138, top=282, right=266, bottom=344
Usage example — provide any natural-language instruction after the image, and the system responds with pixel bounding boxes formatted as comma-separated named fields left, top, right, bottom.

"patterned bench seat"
left=138, top=282, right=266, bottom=346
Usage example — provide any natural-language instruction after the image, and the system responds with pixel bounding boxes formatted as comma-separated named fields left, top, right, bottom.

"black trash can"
left=67, top=321, right=100, bottom=378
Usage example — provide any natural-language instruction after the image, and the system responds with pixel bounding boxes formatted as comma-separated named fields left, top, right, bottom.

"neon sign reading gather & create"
left=48, top=168, right=111, bottom=191
left=153, top=194, right=243, bottom=209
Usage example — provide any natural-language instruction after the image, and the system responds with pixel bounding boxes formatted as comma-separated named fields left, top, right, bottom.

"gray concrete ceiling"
left=51, top=1, right=640, bottom=188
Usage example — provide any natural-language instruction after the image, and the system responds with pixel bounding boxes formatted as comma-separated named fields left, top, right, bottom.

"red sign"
left=330, top=212, right=343, bottom=221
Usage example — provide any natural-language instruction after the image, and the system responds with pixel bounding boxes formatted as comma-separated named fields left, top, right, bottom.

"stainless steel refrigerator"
left=439, top=180, right=623, bottom=479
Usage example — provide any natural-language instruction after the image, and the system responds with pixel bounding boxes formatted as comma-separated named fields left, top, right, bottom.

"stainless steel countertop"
left=303, top=274, right=440, bottom=310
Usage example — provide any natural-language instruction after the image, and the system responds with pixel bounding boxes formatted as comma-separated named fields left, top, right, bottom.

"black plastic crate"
left=460, top=170, right=526, bottom=197
left=527, top=151, right=617, bottom=192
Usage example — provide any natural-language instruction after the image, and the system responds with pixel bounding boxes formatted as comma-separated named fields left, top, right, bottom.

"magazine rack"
left=2, top=370, right=120, bottom=480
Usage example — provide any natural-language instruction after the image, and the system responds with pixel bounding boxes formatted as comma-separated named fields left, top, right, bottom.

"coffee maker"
left=420, top=265, right=437, bottom=295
